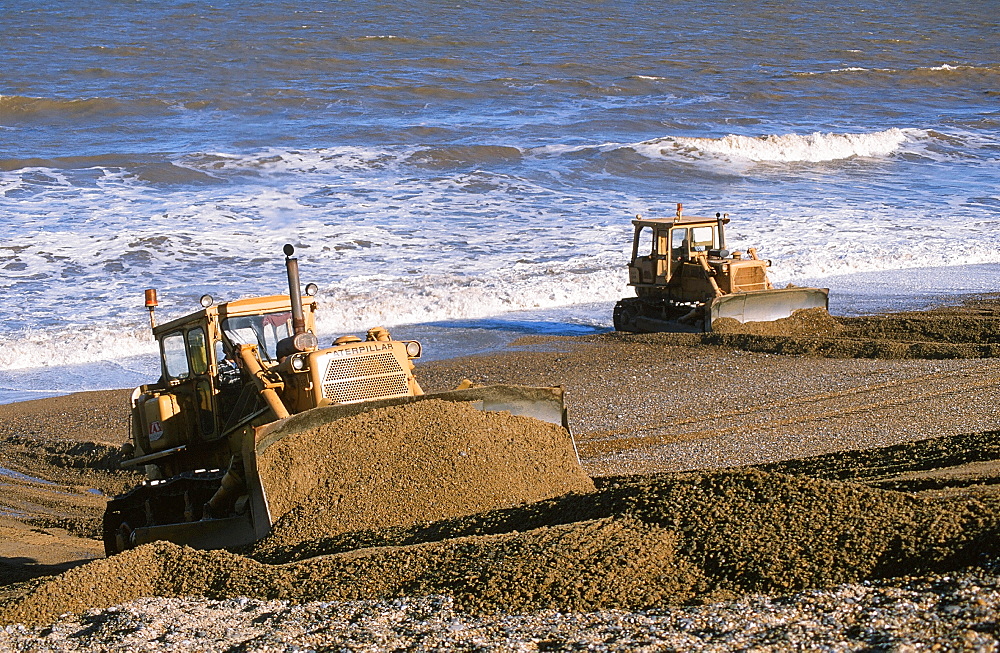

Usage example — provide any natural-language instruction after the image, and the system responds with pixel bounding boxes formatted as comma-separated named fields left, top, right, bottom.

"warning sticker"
left=149, top=421, right=164, bottom=441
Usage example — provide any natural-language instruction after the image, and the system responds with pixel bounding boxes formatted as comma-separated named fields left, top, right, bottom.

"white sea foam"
left=2, top=136, right=997, bottom=380
left=796, top=67, right=896, bottom=76
left=796, top=63, right=1000, bottom=77
left=634, top=128, right=918, bottom=163
left=311, top=267, right=630, bottom=335
left=920, top=64, right=997, bottom=73
left=0, top=327, right=157, bottom=372
left=0, top=265, right=630, bottom=373
left=7, top=203, right=1000, bottom=376
left=176, top=147, right=400, bottom=176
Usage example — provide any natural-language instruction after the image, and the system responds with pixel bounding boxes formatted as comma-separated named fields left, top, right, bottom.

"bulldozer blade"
left=242, top=385, right=576, bottom=540
left=708, top=287, right=829, bottom=328
left=132, top=515, right=257, bottom=550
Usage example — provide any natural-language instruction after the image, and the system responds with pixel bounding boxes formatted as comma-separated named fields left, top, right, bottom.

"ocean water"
left=1, top=0, right=998, bottom=403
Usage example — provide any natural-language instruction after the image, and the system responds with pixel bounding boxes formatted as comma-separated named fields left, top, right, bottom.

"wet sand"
left=3, top=298, right=1000, bottom=648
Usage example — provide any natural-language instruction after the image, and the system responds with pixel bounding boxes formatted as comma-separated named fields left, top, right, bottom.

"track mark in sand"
left=577, top=361, right=1000, bottom=457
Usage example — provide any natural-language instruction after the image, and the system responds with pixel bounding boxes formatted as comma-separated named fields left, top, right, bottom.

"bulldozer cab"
left=669, top=224, right=718, bottom=263
left=628, top=215, right=724, bottom=288
left=156, top=298, right=305, bottom=379
left=132, top=295, right=321, bottom=476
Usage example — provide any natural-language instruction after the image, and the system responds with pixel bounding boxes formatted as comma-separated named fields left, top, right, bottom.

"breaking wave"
left=633, top=128, right=918, bottom=163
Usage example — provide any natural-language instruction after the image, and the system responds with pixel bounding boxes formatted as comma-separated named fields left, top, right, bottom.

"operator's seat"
left=673, top=239, right=689, bottom=261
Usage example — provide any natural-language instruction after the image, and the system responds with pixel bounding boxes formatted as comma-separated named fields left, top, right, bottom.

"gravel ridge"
left=7, top=301, right=1000, bottom=650
left=2, top=568, right=998, bottom=651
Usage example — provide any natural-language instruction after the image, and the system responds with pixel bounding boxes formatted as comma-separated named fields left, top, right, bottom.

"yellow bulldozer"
left=103, top=245, right=579, bottom=555
left=613, top=204, right=829, bottom=332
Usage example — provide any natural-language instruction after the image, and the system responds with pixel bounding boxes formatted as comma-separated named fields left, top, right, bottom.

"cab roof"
left=631, top=214, right=729, bottom=229
left=151, top=294, right=313, bottom=336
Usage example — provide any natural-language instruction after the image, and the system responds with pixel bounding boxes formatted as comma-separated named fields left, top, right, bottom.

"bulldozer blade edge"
left=132, top=515, right=257, bottom=550
left=252, top=384, right=571, bottom=455
left=708, top=287, right=830, bottom=328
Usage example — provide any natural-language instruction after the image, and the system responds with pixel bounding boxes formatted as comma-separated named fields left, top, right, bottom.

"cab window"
left=222, top=312, right=293, bottom=362
left=261, top=313, right=291, bottom=358
left=690, top=226, right=716, bottom=249
left=633, top=226, right=654, bottom=259
left=187, top=328, right=209, bottom=376
left=162, top=332, right=189, bottom=380
left=672, top=228, right=688, bottom=259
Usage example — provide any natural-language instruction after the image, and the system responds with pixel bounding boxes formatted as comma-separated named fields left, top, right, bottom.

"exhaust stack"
left=278, top=244, right=318, bottom=357
left=283, top=244, right=306, bottom=336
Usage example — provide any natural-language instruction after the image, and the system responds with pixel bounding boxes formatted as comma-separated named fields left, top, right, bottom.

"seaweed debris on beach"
left=631, top=297, right=1000, bottom=359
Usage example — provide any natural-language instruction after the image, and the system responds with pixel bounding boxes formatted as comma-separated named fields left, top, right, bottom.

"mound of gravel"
left=603, top=295, right=1000, bottom=359
left=618, top=298, right=1000, bottom=359
left=0, top=389, right=130, bottom=445
left=712, top=301, right=1000, bottom=344
left=5, top=469, right=998, bottom=628
left=253, top=399, right=594, bottom=553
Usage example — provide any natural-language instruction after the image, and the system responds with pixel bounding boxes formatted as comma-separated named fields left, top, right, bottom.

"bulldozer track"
left=577, top=360, right=1000, bottom=458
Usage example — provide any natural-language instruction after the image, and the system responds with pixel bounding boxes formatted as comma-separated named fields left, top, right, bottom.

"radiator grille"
left=321, top=352, right=409, bottom=404
left=732, top=266, right=768, bottom=292
left=324, top=352, right=403, bottom=381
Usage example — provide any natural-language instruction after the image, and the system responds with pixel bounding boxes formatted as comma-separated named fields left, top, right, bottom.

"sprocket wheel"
left=612, top=298, right=642, bottom=332
left=102, top=510, right=135, bottom=556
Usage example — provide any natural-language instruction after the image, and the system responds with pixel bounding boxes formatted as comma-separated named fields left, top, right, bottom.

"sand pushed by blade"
left=708, top=287, right=830, bottom=327
left=247, top=386, right=594, bottom=550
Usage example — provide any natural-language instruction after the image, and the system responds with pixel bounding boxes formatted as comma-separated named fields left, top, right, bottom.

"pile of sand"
left=711, top=307, right=844, bottom=336
left=252, top=399, right=595, bottom=554
left=5, top=468, right=998, bottom=627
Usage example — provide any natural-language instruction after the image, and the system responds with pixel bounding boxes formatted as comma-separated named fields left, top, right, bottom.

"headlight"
left=291, top=355, right=306, bottom=371
left=292, top=332, right=318, bottom=352
left=404, top=341, right=421, bottom=358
